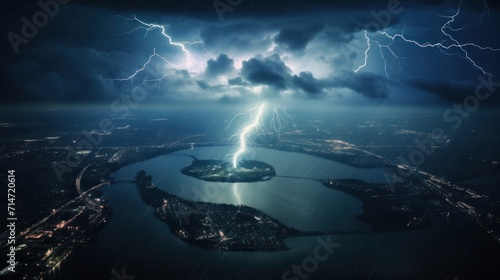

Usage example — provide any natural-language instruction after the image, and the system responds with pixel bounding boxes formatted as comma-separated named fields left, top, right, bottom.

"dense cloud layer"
left=1, top=0, right=499, bottom=105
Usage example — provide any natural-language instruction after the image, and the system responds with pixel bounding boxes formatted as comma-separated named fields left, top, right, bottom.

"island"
left=135, top=170, right=296, bottom=251
left=181, top=158, right=276, bottom=183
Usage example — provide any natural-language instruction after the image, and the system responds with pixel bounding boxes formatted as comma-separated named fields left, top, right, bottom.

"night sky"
left=1, top=0, right=499, bottom=106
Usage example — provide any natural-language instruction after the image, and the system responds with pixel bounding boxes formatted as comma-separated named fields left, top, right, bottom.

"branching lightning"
left=110, top=48, right=177, bottom=87
left=227, top=103, right=294, bottom=168
left=232, top=103, right=266, bottom=168
left=354, top=0, right=500, bottom=77
left=108, top=16, right=201, bottom=85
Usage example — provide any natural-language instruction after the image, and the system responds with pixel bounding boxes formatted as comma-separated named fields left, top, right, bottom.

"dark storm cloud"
left=289, top=70, right=389, bottom=99
left=292, top=72, right=323, bottom=96
left=237, top=54, right=388, bottom=99
left=274, top=24, right=324, bottom=52
left=240, top=54, right=292, bottom=89
left=407, top=79, right=473, bottom=102
left=295, top=71, right=390, bottom=99
left=406, top=78, right=500, bottom=104
left=329, top=71, right=389, bottom=99
left=205, top=54, right=234, bottom=77
left=6, top=46, right=118, bottom=103
left=3, top=40, right=212, bottom=104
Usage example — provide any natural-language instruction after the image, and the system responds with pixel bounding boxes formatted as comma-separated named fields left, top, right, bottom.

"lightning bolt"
left=109, top=48, right=177, bottom=86
left=232, top=103, right=266, bottom=168
left=108, top=16, right=202, bottom=84
left=354, top=30, right=371, bottom=73
left=355, top=0, right=500, bottom=76
left=227, top=103, right=294, bottom=168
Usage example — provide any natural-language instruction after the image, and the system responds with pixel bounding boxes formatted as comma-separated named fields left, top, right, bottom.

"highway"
left=14, top=166, right=110, bottom=241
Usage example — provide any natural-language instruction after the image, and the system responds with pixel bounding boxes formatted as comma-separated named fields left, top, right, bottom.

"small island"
left=181, top=159, right=276, bottom=183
